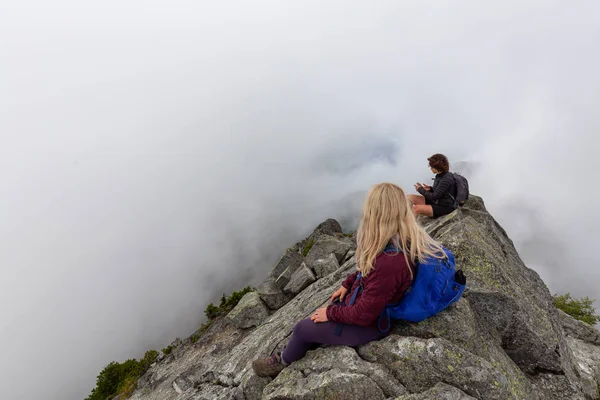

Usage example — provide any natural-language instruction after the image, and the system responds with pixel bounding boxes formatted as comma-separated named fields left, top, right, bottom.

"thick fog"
left=1, top=1, right=599, bottom=399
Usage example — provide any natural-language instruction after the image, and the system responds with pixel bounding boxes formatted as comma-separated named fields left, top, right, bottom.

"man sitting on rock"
left=409, top=153, right=458, bottom=218
left=252, top=182, right=447, bottom=377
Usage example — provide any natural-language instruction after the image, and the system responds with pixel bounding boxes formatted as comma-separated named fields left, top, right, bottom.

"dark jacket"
left=326, top=252, right=414, bottom=327
left=418, top=171, right=457, bottom=207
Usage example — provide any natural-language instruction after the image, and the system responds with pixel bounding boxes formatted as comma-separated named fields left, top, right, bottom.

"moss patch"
left=302, top=237, right=315, bottom=257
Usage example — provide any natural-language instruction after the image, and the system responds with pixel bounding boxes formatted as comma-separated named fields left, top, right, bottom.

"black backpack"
left=452, top=172, right=469, bottom=207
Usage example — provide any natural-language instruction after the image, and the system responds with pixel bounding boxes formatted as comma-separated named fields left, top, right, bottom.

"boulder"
left=239, top=371, right=271, bottom=400
left=558, top=309, right=600, bottom=345
left=263, top=347, right=407, bottom=400
left=227, top=292, right=269, bottom=329
left=274, top=262, right=303, bottom=290
left=391, top=297, right=478, bottom=352
left=359, top=336, right=534, bottom=400
left=311, top=253, right=340, bottom=279
left=420, top=197, right=572, bottom=376
left=283, top=263, right=316, bottom=295
left=529, top=374, right=586, bottom=400
left=565, top=336, right=600, bottom=398
left=395, top=382, right=477, bottom=400
left=308, top=218, right=343, bottom=239
left=305, top=235, right=353, bottom=267
left=257, top=278, right=291, bottom=310
left=270, top=249, right=304, bottom=280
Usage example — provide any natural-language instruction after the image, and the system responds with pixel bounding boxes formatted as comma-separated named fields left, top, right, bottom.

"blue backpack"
left=343, top=245, right=466, bottom=333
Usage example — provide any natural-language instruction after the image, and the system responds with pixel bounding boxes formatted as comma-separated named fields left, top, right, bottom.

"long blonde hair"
left=356, top=183, right=445, bottom=278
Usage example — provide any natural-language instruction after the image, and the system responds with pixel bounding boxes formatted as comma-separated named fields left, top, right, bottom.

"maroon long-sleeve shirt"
left=326, top=252, right=414, bottom=327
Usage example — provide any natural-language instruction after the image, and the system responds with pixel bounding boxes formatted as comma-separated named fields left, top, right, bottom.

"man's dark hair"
left=427, top=153, right=450, bottom=173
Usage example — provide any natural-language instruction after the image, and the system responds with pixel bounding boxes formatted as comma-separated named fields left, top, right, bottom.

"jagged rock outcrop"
left=304, top=235, right=353, bottom=268
left=130, top=196, right=600, bottom=400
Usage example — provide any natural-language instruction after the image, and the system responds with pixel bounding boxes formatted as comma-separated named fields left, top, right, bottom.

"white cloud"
left=1, top=1, right=599, bottom=399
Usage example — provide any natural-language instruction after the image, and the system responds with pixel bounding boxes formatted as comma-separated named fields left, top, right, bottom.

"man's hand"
left=310, top=308, right=329, bottom=323
left=331, top=286, right=349, bottom=303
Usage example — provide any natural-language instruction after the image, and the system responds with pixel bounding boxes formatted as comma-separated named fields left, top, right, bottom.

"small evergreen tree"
left=554, top=293, right=600, bottom=326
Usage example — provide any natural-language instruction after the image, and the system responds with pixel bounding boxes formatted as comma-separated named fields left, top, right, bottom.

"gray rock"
left=339, top=254, right=357, bottom=271
left=309, top=218, right=343, bottom=239
left=283, top=263, right=316, bottom=295
left=420, top=196, right=576, bottom=378
left=270, top=249, right=304, bottom=280
left=391, top=297, right=478, bottom=351
left=189, top=384, right=244, bottom=400
left=239, top=371, right=271, bottom=400
left=274, top=262, right=303, bottom=290
left=466, top=288, right=562, bottom=374
left=263, top=347, right=407, bottom=400
left=559, top=309, right=600, bottom=345
left=305, top=235, right=353, bottom=266
left=529, top=374, right=586, bottom=400
left=257, top=278, right=291, bottom=310
left=359, top=336, right=535, bottom=400
left=344, top=249, right=355, bottom=261
left=173, top=372, right=194, bottom=393
left=565, top=336, right=600, bottom=398
left=311, top=253, right=340, bottom=279
left=226, top=292, right=269, bottom=329
left=395, top=382, right=477, bottom=400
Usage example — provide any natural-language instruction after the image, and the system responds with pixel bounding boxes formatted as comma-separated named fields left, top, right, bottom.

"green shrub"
left=117, top=376, right=137, bottom=398
left=220, top=286, right=253, bottom=312
left=204, top=303, right=221, bottom=320
left=85, top=350, right=158, bottom=400
left=162, top=345, right=175, bottom=356
left=138, top=350, right=158, bottom=371
left=204, top=286, right=254, bottom=320
left=554, top=293, right=600, bottom=326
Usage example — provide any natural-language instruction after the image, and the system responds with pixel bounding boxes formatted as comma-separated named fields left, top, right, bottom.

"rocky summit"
left=128, top=196, right=600, bottom=400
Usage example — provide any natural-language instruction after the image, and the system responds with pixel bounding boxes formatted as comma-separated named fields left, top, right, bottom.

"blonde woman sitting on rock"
left=252, top=182, right=446, bottom=377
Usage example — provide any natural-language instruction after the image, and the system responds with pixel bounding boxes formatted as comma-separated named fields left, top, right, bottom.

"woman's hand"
left=423, top=184, right=431, bottom=191
left=331, top=286, right=349, bottom=303
left=310, top=308, right=329, bottom=323
left=414, top=183, right=422, bottom=191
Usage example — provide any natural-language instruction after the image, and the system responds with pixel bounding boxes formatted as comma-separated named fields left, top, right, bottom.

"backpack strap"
left=447, top=172, right=459, bottom=208
left=333, top=273, right=362, bottom=336
left=348, top=272, right=363, bottom=306
left=378, top=307, right=393, bottom=333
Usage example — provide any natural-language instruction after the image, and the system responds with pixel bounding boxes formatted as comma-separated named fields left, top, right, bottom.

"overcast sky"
left=1, top=1, right=600, bottom=399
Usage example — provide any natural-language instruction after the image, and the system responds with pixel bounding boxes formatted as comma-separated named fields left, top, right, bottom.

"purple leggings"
left=281, top=318, right=387, bottom=364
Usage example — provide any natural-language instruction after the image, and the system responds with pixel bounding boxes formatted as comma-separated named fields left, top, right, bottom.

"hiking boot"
left=252, top=353, right=286, bottom=378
